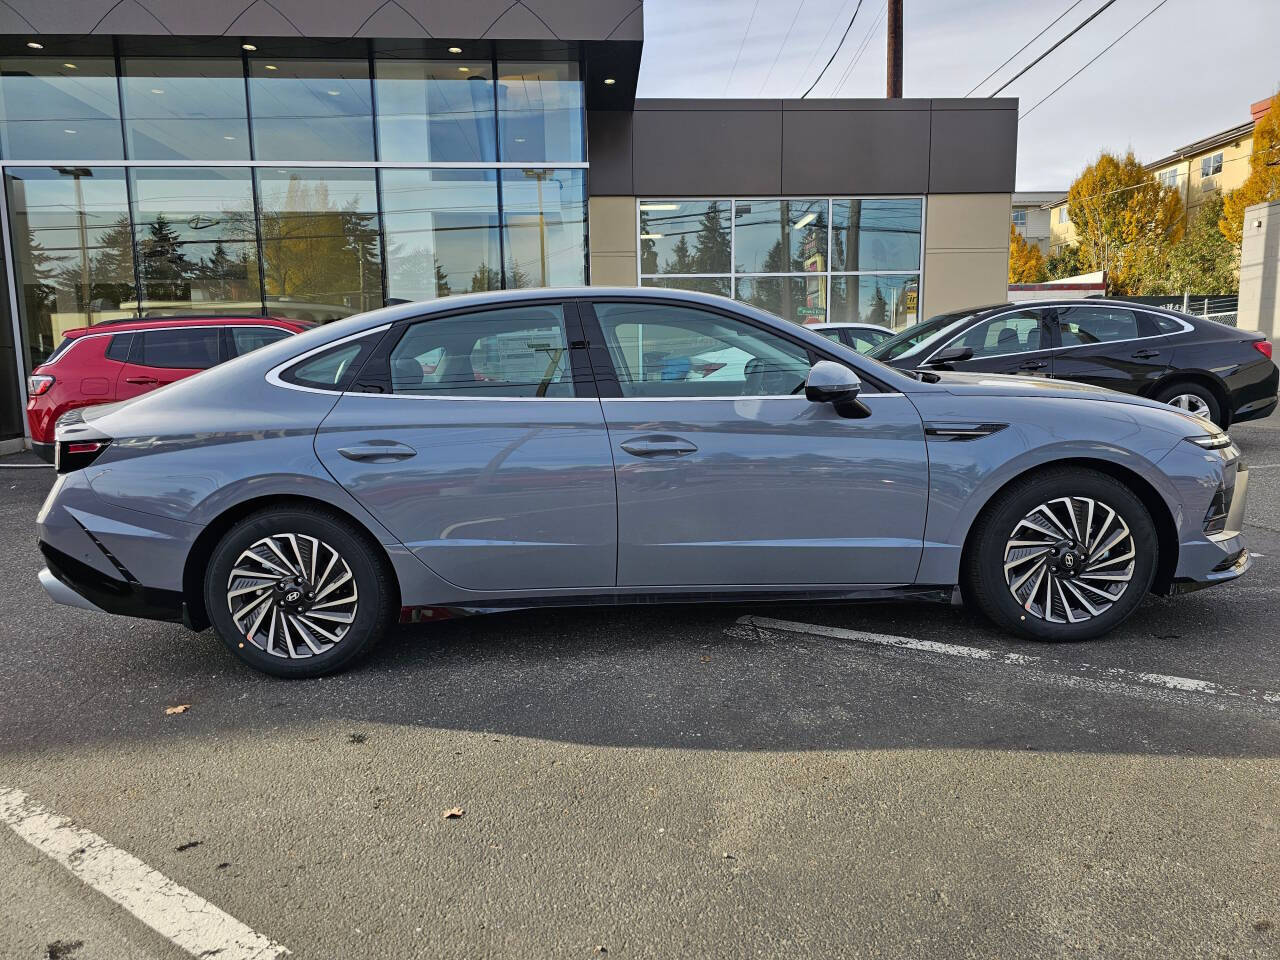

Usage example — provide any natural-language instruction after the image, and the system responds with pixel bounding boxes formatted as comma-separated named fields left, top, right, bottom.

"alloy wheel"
left=225, top=533, right=359, bottom=659
left=1002, top=497, right=1136, bottom=624
left=1167, top=393, right=1212, bottom=420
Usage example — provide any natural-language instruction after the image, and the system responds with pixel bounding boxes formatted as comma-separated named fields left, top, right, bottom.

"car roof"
left=63, top=316, right=305, bottom=338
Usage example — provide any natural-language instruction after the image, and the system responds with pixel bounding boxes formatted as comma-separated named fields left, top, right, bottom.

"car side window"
left=593, top=302, right=812, bottom=398
left=1058, top=306, right=1141, bottom=347
left=948, top=311, right=1046, bottom=359
left=845, top=329, right=890, bottom=352
left=104, top=333, right=133, bottom=362
left=230, top=327, right=291, bottom=357
left=132, top=328, right=222, bottom=369
left=390, top=305, right=574, bottom=398
left=1148, top=312, right=1186, bottom=335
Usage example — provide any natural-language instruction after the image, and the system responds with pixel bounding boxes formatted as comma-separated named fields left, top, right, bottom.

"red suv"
left=27, top=316, right=309, bottom=462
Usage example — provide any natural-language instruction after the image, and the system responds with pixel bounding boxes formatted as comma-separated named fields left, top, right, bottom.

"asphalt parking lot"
left=2, top=419, right=1280, bottom=960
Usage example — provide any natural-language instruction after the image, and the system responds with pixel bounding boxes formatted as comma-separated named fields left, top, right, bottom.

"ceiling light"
left=603, top=77, right=616, bottom=85
left=639, top=203, right=680, bottom=211
left=150, top=88, right=165, bottom=94
left=242, top=43, right=257, bottom=51
left=62, top=63, right=77, bottom=70
left=26, top=41, right=43, bottom=50
left=448, top=46, right=462, bottom=54
left=223, top=135, right=236, bottom=140
left=264, top=64, right=278, bottom=71
left=640, top=233, right=663, bottom=240
left=792, top=212, right=817, bottom=230
left=63, top=129, right=76, bottom=134
left=458, top=66, right=470, bottom=73
left=514, top=137, right=527, bottom=143
left=326, top=89, right=340, bottom=95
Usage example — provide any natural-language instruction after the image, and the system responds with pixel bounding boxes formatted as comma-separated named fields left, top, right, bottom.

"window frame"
left=1054, top=305, right=1155, bottom=350
left=354, top=299, right=597, bottom=401
left=578, top=296, right=893, bottom=400
left=126, top=324, right=227, bottom=370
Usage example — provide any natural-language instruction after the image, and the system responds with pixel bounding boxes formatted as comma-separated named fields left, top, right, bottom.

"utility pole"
left=886, top=0, right=903, bottom=98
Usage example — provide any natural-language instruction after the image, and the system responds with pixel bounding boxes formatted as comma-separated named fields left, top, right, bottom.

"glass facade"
left=0, top=51, right=589, bottom=377
left=639, top=197, right=923, bottom=329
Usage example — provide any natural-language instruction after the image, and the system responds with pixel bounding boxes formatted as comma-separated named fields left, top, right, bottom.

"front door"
left=582, top=299, right=929, bottom=587
left=921, top=307, right=1057, bottom=377
left=1050, top=304, right=1172, bottom=395
left=314, top=302, right=618, bottom=593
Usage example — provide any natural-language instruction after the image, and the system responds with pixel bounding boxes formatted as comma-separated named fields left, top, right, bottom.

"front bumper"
left=1168, top=454, right=1252, bottom=592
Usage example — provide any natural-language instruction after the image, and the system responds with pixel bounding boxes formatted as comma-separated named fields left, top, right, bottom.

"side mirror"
left=805, top=361, right=871, bottom=419
left=927, top=345, right=973, bottom=367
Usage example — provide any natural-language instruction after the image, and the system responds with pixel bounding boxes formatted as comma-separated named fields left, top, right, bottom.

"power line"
left=832, top=1, right=885, bottom=94
left=801, top=0, right=867, bottom=98
left=987, top=0, right=1120, bottom=97
left=724, top=0, right=764, bottom=95
left=758, top=0, right=809, bottom=95
left=965, top=0, right=1086, bottom=97
left=1020, top=0, right=1174, bottom=119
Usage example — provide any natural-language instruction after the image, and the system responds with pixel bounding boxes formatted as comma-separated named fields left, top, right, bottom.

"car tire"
left=1154, top=381, right=1221, bottom=425
left=204, top=506, right=396, bottom=678
left=962, top=468, right=1158, bottom=642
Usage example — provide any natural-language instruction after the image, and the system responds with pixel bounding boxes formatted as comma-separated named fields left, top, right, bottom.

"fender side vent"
left=924, top=422, right=1009, bottom=442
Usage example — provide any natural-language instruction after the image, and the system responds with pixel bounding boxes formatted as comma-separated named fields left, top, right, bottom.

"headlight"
left=1185, top=433, right=1233, bottom=451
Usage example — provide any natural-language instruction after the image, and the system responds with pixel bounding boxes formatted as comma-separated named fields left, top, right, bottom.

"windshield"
left=866, top=311, right=976, bottom=361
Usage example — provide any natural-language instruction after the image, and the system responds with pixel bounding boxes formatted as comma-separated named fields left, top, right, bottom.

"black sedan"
left=866, top=299, right=1278, bottom=426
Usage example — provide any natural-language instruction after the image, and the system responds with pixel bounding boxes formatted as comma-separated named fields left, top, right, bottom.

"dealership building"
left=0, top=0, right=1017, bottom=452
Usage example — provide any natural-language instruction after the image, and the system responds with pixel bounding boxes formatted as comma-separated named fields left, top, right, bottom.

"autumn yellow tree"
left=1008, top=223, right=1047, bottom=283
left=1066, top=150, right=1184, bottom=295
left=1221, top=92, right=1280, bottom=249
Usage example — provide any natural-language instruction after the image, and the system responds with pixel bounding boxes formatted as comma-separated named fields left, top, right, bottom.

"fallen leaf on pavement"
left=442, top=807, right=465, bottom=819
left=164, top=704, right=191, bottom=715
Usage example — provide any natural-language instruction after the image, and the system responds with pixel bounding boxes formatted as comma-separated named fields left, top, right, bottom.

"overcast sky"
left=636, top=0, right=1280, bottom=192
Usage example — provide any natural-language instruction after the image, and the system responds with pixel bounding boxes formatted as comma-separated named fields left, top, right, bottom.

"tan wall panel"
left=922, top=194, right=1010, bottom=318
left=591, top=253, right=640, bottom=287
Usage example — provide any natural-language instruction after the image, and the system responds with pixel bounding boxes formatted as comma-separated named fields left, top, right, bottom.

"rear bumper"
left=39, top=541, right=184, bottom=622
left=31, top=441, right=54, bottom=463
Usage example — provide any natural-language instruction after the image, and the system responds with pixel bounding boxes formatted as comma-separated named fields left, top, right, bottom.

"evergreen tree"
left=470, top=262, right=500, bottom=292
left=662, top=235, right=695, bottom=275
left=865, top=284, right=889, bottom=326
left=138, top=214, right=195, bottom=302
left=691, top=201, right=731, bottom=274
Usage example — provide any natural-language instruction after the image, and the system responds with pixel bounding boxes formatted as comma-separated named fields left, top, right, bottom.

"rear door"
left=1049, top=304, right=1172, bottom=396
left=919, top=308, right=1057, bottom=377
left=115, top=325, right=224, bottom=401
left=582, top=298, right=929, bottom=587
left=313, top=301, right=618, bottom=592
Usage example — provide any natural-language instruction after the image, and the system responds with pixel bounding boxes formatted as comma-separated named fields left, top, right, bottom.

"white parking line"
left=735, top=616, right=1280, bottom=707
left=0, top=786, right=288, bottom=960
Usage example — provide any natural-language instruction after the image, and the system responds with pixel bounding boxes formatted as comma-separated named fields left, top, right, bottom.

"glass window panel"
left=0, top=58, right=123, bottom=160
left=134, top=327, right=222, bottom=369
left=120, top=58, right=250, bottom=161
left=640, top=276, right=732, bottom=297
left=390, top=304, right=573, bottom=398
left=500, top=168, right=585, bottom=288
left=829, top=275, right=920, bottom=331
left=947, top=310, right=1046, bottom=358
left=497, top=62, right=584, bottom=162
left=380, top=168, right=500, bottom=301
left=831, top=198, right=922, bottom=272
left=593, top=302, right=811, bottom=399
left=639, top=200, right=731, bottom=275
left=230, top=326, right=291, bottom=356
left=1057, top=306, right=1140, bottom=346
left=733, top=199, right=825, bottom=274
left=5, top=167, right=137, bottom=368
left=375, top=59, right=495, bottom=162
left=735, top=276, right=826, bottom=325
left=256, top=168, right=382, bottom=323
left=249, top=59, right=374, bottom=161
left=130, top=168, right=260, bottom=316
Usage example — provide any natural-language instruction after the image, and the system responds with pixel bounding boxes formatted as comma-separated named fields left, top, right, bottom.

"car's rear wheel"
left=205, top=506, right=396, bottom=677
left=1154, top=381, right=1221, bottom=425
left=962, top=468, right=1158, bottom=641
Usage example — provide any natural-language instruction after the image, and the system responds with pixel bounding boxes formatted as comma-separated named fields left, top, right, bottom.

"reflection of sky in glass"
left=832, top=198, right=922, bottom=272
left=121, top=58, right=250, bottom=161
left=6, top=168, right=130, bottom=252
left=733, top=199, right=825, bottom=273
left=130, top=168, right=254, bottom=243
left=830, top=275, right=920, bottom=330
left=497, top=63, right=584, bottom=162
left=501, top=169, right=586, bottom=287
left=376, top=60, right=495, bottom=162
left=249, top=59, right=374, bottom=161
left=0, top=58, right=123, bottom=159
left=639, top=200, right=731, bottom=275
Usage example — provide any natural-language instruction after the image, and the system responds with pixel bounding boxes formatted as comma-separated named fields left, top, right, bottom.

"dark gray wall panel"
left=587, top=110, right=634, bottom=195
left=781, top=106, right=930, bottom=195
left=928, top=106, right=1018, bottom=193
left=630, top=106, right=782, bottom=196
left=0, top=0, right=644, bottom=40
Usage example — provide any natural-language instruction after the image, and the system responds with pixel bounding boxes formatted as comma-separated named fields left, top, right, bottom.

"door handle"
left=1131, top=349, right=1161, bottom=359
left=124, top=376, right=158, bottom=385
left=619, top=435, right=698, bottom=458
left=1017, top=359, right=1048, bottom=371
left=337, top=440, right=418, bottom=463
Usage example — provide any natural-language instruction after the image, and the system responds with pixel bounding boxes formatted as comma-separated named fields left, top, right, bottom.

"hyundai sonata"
left=37, top=289, right=1251, bottom=677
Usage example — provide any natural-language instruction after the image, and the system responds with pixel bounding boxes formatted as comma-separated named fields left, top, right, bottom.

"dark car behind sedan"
left=866, top=299, right=1278, bottom=427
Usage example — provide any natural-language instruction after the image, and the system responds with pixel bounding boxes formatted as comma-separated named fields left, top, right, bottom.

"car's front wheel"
left=962, top=468, right=1158, bottom=641
left=205, top=506, right=396, bottom=677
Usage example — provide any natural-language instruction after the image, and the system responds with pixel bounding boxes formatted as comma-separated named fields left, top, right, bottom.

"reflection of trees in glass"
left=52, top=214, right=136, bottom=316
left=865, top=284, right=889, bottom=327
left=504, top=259, right=532, bottom=289
left=470, top=263, right=500, bottom=292
left=693, top=201, right=730, bottom=273
left=662, top=236, right=694, bottom=274
left=641, top=201, right=730, bottom=275
left=138, top=213, right=195, bottom=301
left=258, top=176, right=381, bottom=312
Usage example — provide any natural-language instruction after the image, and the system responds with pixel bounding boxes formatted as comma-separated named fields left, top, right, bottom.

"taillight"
left=1254, top=341, right=1272, bottom=359
left=27, top=374, right=54, bottom=396
left=55, top=439, right=110, bottom=474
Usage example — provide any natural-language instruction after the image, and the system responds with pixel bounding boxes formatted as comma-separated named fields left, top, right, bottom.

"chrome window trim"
left=919, top=306, right=1194, bottom=366
left=601, top=392, right=905, bottom=402
left=266, top=323, right=392, bottom=395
